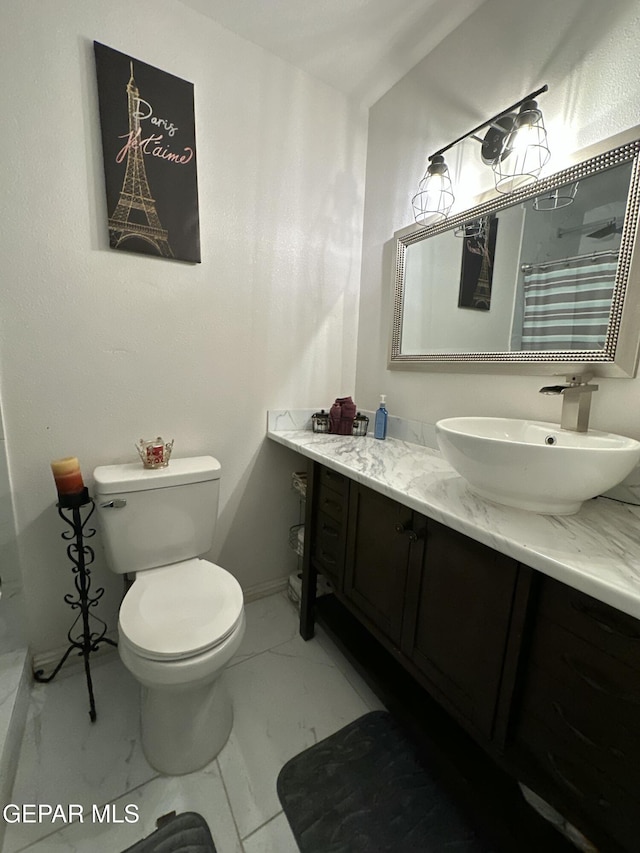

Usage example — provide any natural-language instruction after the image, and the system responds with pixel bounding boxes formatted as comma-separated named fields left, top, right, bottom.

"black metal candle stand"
left=34, top=488, right=117, bottom=722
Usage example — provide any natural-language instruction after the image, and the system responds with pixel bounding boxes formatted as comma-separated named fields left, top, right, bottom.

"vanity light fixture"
left=411, top=154, right=455, bottom=226
left=412, top=85, right=549, bottom=226
left=492, top=98, right=551, bottom=193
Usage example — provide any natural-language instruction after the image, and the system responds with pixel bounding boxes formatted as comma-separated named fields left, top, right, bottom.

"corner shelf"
left=292, top=471, right=307, bottom=500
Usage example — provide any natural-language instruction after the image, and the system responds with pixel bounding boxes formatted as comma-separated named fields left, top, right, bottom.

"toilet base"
left=118, top=608, right=245, bottom=776
left=141, top=675, right=233, bottom=775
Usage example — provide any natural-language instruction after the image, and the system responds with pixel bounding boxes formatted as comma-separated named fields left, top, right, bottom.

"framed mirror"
left=390, top=133, right=640, bottom=376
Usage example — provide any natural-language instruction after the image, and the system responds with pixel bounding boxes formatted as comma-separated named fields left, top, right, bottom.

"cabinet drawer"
left=319, top=465, right=349, bottom=497
left=538, top=578, right=640, bottom=671
left=312, top=511, right=346, bottom=584
left=512, top=618, right=640, bottom=800
left=316, top=486, right=347, bottom=524
left=512, top=715, right=640, bottom=851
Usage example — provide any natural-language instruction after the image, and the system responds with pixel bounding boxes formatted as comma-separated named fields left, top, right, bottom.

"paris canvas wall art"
left=457, top=215, right=498, bottom=311
left=94, top=42, right=201, bottom=263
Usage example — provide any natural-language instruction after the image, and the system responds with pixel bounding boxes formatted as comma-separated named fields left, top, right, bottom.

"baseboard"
left=243, top=576, right=289, bottom=603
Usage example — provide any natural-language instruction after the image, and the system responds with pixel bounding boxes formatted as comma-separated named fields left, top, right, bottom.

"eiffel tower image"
left=471, top=247, right=492, bottom=309
left=108, top=62, right=173, bottom=258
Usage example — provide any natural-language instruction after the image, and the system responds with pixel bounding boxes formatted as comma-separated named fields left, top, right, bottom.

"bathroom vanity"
left=268, top=422, right=640, bottom=853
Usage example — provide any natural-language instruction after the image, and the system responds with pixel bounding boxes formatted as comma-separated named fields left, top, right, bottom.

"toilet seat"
left=118, top=558, right=244, bottom=662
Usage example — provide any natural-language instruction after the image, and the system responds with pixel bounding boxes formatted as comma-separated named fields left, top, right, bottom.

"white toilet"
left=93, top=455, right=245, bottom=775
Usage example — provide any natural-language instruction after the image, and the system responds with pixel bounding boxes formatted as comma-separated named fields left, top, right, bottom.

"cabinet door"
left=343, top=483, right=424, bottom=647
left=405, top=520, right=518, bottom=741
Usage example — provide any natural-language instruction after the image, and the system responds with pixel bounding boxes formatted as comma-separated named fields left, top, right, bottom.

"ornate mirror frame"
left=389, top=129, right=640, bottom=377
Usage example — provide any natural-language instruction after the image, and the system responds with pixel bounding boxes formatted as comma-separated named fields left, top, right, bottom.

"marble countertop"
left=268, top=427, right=640, bottom=621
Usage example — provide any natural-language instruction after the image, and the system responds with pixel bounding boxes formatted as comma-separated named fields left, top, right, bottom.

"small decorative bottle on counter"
left=374, top=395, right=388, bottom=440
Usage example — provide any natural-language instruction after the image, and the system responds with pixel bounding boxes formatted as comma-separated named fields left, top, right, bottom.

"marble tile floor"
left=3, top=592, right=384, bottom=853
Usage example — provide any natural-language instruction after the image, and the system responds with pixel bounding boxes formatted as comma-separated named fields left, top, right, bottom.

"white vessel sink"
left=435, top=417, right=640, bottom=515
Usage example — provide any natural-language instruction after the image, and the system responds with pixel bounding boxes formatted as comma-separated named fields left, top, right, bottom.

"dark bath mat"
left=277, top=710, right=494, bottom=853
left=120, top=811, right=217, bottom=853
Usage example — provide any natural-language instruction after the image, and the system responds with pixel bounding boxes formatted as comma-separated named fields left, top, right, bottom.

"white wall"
left=356, top=0, right=640, bottom=435
left=0, top=0, right=366, bottom=657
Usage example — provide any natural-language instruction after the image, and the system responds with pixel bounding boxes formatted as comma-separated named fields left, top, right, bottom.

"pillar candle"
left=50, top=456, right=85, bottom=496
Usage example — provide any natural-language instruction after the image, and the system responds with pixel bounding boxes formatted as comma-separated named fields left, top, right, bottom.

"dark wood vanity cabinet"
left=308, top=466, right=518, bottom=744
left=300, top=460, right=640, bottom=852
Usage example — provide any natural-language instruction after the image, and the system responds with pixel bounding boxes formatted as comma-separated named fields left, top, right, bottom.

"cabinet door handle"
left=322, top=498, right=342, bottom=514
left=546, top=752, right=611, bottom=810
left=552, top=700, right=629, bottom=763
left=319, top=549, right=337, bottom=565
left=562, top=653, right=608, bottom=695
left=323, top=470, right=344, bottom=487
left=551, top=702, right=597, bottom=748
left=562, top=653, right=640, bottom=706
left=570, top=599, right=640, bottom=641
left=546, top=751, right=585, bottom=799
left=394, top=522, right=422, bottom=542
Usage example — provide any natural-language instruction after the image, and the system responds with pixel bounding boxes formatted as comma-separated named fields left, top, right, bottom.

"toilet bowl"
left=93, top=456, right=245, bottom=776
left=117, top=558, right=245, bottom=775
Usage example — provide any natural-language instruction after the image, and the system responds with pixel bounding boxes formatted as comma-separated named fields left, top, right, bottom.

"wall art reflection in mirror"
left=390, top=134, right=640, bottom=377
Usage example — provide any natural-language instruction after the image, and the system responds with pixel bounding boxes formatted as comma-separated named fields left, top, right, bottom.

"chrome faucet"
left=539, top=374, right=599, bottom=432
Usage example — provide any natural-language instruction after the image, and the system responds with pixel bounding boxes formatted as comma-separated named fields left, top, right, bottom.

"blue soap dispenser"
left=374, top=395, right=388, bottom=440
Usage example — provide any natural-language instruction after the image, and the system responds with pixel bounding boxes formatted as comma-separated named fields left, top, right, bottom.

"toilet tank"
left=93, top=456, right=221, bottom=574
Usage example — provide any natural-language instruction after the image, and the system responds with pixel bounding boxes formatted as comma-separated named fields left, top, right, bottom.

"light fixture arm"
left=428, top=84, right=548, bottom=161
left=413, top=84, right=550, bottom=226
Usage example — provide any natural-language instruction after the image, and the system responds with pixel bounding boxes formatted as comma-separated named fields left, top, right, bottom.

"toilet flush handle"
left=100, top=499, right=127, bottom=509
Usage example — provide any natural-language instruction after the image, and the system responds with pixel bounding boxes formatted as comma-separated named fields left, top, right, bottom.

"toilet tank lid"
left=93, top=455, right=221, bottom=494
